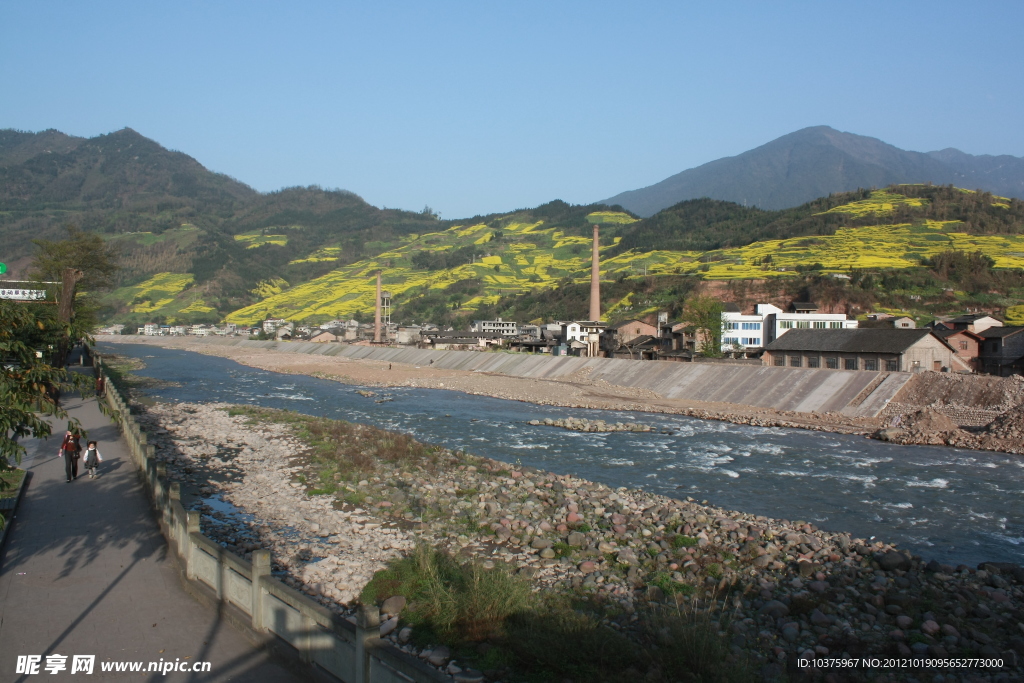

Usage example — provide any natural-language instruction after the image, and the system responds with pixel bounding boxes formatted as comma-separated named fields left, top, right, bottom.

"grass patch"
left=0, top=469, right=25, bottom=496
left=671, top=534, right=699, bottom=549
left=648, top=571, right=695, bottom=597
left=361, top=545, right=749, bottom=681
left=361, top=545, right=534, bottom=643
left=227, top=405, right=451, bottom=480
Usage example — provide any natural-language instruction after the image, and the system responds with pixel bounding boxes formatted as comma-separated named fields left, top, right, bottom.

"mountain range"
left=1, top=125, right=1023, bottom=327
left=602, top=126, right=1024, bottom=216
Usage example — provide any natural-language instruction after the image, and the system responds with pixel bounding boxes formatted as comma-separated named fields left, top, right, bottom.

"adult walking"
left=58, top=430, right=81, bottom=482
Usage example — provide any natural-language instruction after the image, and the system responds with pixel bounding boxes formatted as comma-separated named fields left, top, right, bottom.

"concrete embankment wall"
left=104, top=336, right=909, bottom=417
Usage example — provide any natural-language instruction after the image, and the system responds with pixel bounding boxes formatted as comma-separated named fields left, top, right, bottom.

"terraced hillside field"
left=223, top=190, right=1023, bottom=325
left=100, top=187, right=1022, bottom=326
left=225, top=212, right=646, bottom=324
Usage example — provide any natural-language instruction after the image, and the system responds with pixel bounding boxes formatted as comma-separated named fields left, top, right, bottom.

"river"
left=100, top=342, right=1024, bottom=567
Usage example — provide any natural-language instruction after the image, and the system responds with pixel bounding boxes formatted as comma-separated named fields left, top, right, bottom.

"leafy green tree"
left=684, top=296, right=725, bottom=357
left=0, top=301, right=99, bottom=503
left=31, top=226, right=120, bottom=291
left=30, top=226, right=120, bottom=355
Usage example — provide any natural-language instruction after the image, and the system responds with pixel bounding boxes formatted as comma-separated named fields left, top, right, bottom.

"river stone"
left=381, top=595, right=407, bottom=615
left=427, top=645, right=451, bottom=666
left=539, top=548, right=556, bottom=559
left=877, top=550, right=910, bottom=571
left=379, top=616, right=399, bottom=637
left=530, top=537, right=553, bottom=550
left=759, top=600, right=789, bottom=619
left=567, top=531, right=586, bottom=547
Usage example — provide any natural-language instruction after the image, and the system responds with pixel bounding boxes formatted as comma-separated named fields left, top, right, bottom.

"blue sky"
left=2, top=1, right=1022, bottom=218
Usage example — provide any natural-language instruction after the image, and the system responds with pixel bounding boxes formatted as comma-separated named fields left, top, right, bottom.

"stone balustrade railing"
left=95, top=357, right=449, bottom=683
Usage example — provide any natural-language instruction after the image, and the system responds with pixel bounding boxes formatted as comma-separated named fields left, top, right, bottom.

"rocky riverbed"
left=133, top=400, right=1024, bottom=682
left=528, top=417, right=654, bottom=433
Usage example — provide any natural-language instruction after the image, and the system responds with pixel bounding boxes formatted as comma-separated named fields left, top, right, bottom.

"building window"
left=826, top=357, right=838, bottom=369
left=814, top=321, right=827, bottom=329
left=844, top=358, right=858, bottom=370
left=779, top=321, right=794, bottom=329
left=789, top=356, right=802, bottom=367
left=830, top=321, right=843, bottom=329
left=742, top=322, right=761, bottom=330
left=774, top=356, right=785, bottom=366
left=959, top=341, right=968, bottom=350
left=807, top=356, right=820, bottom=368
left=864, top=358, right=878, bottom=371
left=796, top=321, right=810, bottom=329
left=885, top=360, right=898, bottom=371
left=742, top=337, right=760, bottom=346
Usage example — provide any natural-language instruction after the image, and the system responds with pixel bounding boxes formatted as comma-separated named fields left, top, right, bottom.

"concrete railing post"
left=168, top=482, right=180, bottom=535
left=186, top=511, right=201, bottom=579
left=299, top=611, right=315, bottom=664
left=355, top=604, right=380, bottom=683
left=251, top=550, right=270, bottom=631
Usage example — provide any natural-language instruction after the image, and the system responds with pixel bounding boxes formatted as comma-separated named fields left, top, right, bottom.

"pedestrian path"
left=0, top=380, right=305, bottom=682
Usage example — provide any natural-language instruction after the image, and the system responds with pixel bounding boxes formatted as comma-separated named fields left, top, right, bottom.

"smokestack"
left=589, top=224, right=600, bottom=321
left=374, top=271, right=382, bottom=343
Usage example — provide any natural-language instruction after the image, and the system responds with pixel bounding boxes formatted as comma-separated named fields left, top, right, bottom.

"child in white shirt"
left=83, top=440, right=104, bottom=478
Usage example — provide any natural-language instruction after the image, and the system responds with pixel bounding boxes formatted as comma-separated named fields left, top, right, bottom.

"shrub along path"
left=0, top=366, right=303, bottom=682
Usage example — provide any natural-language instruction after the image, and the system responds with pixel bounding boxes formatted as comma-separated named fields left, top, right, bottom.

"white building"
left=143, top=323, right=161, bottom=336
left=471, top=318, right=519, bottom=336
left=560, top=321, right=606, bottom=343
left=721, top=303, right=857, bottom=351
left=262, top=318, right=290, bottom=334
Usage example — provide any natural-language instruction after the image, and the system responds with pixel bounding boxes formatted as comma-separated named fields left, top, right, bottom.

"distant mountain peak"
left=602, top=128, right=1024, bottom=216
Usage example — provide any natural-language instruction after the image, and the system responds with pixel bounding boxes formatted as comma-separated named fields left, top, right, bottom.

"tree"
left=31, top=226, right=120, bottom=292
left=683, top=296, right=725, bottom=357
left=30, top=226, right=120, bottom=362
left=0, top=301, right=102, bottom=514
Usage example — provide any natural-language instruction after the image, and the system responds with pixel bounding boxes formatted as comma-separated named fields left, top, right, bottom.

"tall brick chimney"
left=589, top=224, right=600, bottom=321
left=374, top=271, right=382, bottom=343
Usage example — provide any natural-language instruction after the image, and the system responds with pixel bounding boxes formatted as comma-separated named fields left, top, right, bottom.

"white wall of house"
left=720, top=304, right=856, bottom=350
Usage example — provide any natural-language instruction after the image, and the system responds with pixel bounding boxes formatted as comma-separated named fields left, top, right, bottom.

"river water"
left=100, top=343, right=1024, bottom=567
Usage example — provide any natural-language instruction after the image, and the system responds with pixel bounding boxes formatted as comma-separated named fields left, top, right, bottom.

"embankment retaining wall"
left=99, top=336, right=910, bottom=417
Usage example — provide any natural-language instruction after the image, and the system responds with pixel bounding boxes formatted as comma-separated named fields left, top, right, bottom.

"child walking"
left=83, top=440, right=104, bottom=478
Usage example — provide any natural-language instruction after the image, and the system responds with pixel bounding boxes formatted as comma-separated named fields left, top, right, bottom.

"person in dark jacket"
left=59, top=430, right=81, bottom=482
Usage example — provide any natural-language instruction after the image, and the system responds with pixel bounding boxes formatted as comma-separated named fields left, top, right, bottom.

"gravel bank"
left=136, top=401, right=1024, bottom=682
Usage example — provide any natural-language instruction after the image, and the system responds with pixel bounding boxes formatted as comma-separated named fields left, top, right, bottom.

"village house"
left=933, top=314, right=1003, bottom=334
left=601, top=319, right=660, bottom=358
left=309, top=330, right=340, bottom=343
left=396, top=325, right=422, bottom=345
left=262, top=318, right=290, bottom=334
left=422, top=331, right=504, bottom=350
left=932, top=327, right=983, bottom=371
left=471, top=318, right=519, bottom=336
left=719, top=302, right=857, bottom=354
left=762, top=328, right=970, bottom=373
left=976, top=327, right=1024, bottom=376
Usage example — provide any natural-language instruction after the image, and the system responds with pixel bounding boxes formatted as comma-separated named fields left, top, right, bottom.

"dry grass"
left=227, top=405, right=448, bottom=487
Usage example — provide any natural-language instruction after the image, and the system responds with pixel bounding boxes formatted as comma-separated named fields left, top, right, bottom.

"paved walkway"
left=0, top=370, right=306, bottom=681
